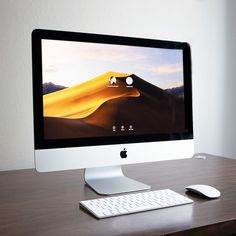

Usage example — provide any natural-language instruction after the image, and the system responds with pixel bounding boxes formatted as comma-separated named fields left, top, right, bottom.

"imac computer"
left=32, top=29, right=194, bottom=195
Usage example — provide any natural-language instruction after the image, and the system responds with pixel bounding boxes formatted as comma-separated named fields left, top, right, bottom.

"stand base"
left=84, top=165, right=151, bottom=195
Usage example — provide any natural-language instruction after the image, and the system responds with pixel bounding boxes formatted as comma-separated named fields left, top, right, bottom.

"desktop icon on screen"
left=109, top=76, right=117, bottom=85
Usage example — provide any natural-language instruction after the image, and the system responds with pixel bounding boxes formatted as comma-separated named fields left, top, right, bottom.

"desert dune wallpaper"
left=42, top=40, right=186, bottom=140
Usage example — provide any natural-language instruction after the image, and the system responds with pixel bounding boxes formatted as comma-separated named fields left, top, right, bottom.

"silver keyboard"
left=80, top=189, right=193, bottom=219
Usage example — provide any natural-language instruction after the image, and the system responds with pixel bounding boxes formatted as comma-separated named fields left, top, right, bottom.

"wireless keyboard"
left=80, top=189, right=193, bottom=219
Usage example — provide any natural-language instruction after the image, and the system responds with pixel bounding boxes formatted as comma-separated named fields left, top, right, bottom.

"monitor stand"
left=84, top=165, right=151, bottom=195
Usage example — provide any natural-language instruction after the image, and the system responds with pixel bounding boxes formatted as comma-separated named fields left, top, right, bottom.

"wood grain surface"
left=0, top=154, right=235, bottom=236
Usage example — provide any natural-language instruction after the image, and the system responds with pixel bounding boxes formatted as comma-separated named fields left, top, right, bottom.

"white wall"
left=219, top=0, right=236, bottom=159
left=0, top=0, right=234, bottom=171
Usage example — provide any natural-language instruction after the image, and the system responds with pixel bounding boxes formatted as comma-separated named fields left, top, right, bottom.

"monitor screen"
left=32, top=30, right=193, bottom=150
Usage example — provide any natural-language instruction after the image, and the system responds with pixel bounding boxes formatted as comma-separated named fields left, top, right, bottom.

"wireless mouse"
left=185, top=184, right=221, bottom=198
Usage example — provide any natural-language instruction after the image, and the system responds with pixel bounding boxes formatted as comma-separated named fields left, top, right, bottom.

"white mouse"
left=185, top=184, right=221, bottom=198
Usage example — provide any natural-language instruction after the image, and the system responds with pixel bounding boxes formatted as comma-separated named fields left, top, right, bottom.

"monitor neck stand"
left=84, top=165, right=151, bottom=195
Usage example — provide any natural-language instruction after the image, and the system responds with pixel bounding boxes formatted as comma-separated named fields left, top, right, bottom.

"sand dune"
left=43, top=72, right=140, bottom=119
left=84, top=74, right=185, bottom=132
left=44, top=117, right=107, bottom=139
left=44, top=72, right=186, bottom=139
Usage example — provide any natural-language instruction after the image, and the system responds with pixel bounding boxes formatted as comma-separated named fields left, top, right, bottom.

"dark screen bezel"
left=32, top=29, right=193, bottom=150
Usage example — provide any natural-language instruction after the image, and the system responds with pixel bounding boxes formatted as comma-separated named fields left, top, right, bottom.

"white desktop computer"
left=32, top=29, right=194, bottom=195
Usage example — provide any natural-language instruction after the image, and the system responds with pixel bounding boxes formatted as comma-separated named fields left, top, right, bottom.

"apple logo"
left=120, top=148, right=127, bottom=159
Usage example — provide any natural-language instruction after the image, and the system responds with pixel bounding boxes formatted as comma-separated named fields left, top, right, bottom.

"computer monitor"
left=32, top=29, right=194, bottom=195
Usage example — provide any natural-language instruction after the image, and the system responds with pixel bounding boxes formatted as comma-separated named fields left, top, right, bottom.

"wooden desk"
left=0, top=154, right=236, bottom=236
